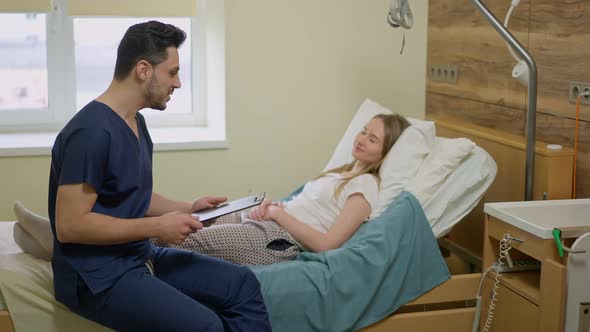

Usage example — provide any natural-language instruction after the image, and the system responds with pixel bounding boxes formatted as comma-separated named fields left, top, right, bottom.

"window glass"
left=0, top=13, right=48, bottom=111
left=74, top=17, right=192, bottom=114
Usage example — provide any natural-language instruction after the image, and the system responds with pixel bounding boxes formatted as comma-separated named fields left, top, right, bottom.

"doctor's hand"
left=249, top=199, right=283, bottom=221
left=191, top=196, right=228, bottom=212
left=156, top=211, right=203, bottom=244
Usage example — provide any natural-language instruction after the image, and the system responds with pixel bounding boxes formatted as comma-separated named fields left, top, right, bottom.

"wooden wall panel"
left=428, top=0, right=530, bottom=109
left=529, top=0, right=590, bottom=120
left=536, top=113, right=590, bottom=198
left=427, top=0, right=590, bottom=201
left=428, top=95, right=590, bottom=199
left=426, top=92, right=525, bottom=134
left=426, top=0, right=590, bottom=260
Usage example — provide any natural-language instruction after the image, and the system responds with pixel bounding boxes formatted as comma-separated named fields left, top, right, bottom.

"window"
left=0, top=13, right=50, bottom=125
left=73, top=17, right=194, bottom=126
left=0, top=0, right=226, bottom=149
left=0, top=14, right=47, bottom=111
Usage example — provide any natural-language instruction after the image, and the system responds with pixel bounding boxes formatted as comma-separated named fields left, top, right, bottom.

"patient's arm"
left=270, top=193, right=371, bottom=252
left=56, top=183, right=202, bottom=245
left=146, top=192, right=227, bottom=217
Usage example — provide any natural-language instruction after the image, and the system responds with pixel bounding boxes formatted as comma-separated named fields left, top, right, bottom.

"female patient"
left=14, top=114, right=410, bottom=265
left=152, top=113, right=410, bottom=265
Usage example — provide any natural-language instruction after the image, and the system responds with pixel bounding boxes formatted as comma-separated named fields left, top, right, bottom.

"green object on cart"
left=552, top=228, right=564, bottom=258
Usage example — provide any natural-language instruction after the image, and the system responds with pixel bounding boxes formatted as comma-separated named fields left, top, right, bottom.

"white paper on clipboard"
left=192, top=193, right=266, bottom=222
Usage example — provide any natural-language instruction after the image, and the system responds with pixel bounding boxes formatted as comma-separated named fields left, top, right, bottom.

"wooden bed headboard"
left=430, top=116, right=574, bottom=259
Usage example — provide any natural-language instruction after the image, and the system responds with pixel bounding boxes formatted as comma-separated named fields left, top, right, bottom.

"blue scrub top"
left=48, top=101, right=154, bottom=305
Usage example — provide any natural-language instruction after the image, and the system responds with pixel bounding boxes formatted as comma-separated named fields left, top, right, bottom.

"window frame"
left=0, top=0, right=225, bottom=134
left=0, top=11, right=70, bottom=130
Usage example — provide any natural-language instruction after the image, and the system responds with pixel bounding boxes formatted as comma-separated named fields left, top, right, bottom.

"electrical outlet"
left=579, top=302, right=590, bottom=332
left=569, top=81, right=590, bottom=105
left=429, top=64, right=459, bottom=83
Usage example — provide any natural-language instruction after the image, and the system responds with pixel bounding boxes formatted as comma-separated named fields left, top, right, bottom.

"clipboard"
left=192, top=192, right=266, bottom=222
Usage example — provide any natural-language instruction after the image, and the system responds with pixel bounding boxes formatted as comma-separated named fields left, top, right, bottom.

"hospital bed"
left=358, top=115, right=573, bottom=331
left=0, top=99, right=572, bottom=331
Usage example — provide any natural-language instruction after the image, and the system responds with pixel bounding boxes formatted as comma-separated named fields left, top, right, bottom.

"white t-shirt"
left=283, top=173, right=379, bottom=234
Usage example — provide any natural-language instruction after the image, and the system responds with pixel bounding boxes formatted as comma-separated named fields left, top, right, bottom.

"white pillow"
left=406, top=137, right=475, bottom=209
left=426, top=146, right=497, bottom=237
left=373, top=120, right=434, bottom=217
left=322, top=98, right=434, bottom=218
left=324, top=99, right=430, bottom=170
left=322, top=99, right=496, bottom=237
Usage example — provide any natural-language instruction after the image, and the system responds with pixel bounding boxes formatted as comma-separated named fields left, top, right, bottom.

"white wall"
left=0, top=0, right=428, bottom=220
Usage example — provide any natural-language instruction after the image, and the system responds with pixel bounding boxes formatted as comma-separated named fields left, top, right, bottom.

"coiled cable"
left=387, top=0, right=413, bottom=30
left=472, top=234, right=513, bottom=332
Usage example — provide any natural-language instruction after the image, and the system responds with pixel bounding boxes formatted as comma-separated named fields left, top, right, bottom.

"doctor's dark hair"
left=321, top=113, right=411, bottom=200
left=113, top=20, right=187, bottom=80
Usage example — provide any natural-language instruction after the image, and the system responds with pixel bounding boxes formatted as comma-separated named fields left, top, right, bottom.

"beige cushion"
left=13, top=222, right=52, bottom=261
left=406, top=137, right=475, bottom=208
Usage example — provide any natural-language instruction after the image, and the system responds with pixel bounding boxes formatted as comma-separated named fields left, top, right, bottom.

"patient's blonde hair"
left=321, top=113, right=411, bottom=199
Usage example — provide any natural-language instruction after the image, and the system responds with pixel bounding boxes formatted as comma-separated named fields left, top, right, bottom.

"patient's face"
left=352, top=118, right=385, bottom=165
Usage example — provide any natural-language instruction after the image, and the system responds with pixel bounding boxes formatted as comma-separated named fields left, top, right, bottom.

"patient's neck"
left=351, top=161, right=368, bottom=173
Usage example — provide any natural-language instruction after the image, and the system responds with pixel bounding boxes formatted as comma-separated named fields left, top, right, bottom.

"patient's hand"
left=191, top=196, right=228, bottom=212
left=248, top=199, right=282, bottom=221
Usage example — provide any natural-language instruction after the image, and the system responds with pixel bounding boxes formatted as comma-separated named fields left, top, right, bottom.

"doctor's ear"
left=135, top=60, right=153, bottom=81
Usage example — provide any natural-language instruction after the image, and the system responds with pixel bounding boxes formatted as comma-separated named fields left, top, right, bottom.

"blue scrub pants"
left=69, top=247, right=272, bottom=331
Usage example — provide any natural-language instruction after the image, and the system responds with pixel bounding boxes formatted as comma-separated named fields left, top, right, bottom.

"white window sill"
left=0, top=127, right=228, bottom=157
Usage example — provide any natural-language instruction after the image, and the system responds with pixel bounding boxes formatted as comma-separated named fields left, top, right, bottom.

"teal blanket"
left=251, top=191, right=450, bottom=332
